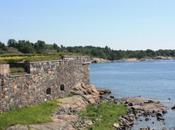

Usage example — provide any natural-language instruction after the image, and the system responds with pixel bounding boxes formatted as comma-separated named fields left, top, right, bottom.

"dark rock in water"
left=171, top=105, right=175, bottom=110
left=109, top=95, right=114, bottom=99
left=156, top=113, right=165, bottom=121
left=91, top=60, right=97, bottom=63
left=155, top=112, right=165, bottom=121
left=162, top=110, right=167, bottom=114
left=157, top=116, right=165, bottom=121
left=97, top=88, right=111, bottom=95
left=145, top=117, right=149, bottom=121
left=146, top=100, right=154, bottom=103
left=156, top=112, right=163, bottom=117
left=140, top=127, right=151, bottom=130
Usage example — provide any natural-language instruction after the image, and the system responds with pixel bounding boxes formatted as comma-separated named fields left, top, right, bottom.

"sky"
left=0, top=0, right=175, bottom=50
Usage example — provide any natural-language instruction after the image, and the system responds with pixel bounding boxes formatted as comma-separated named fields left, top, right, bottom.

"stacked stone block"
left=0, top=56, right=90, bottom=112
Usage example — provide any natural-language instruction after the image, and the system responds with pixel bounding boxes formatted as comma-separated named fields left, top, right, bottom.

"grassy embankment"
left=80, top=101, right=128, bottom=130
left=0, top=101, right=58, bottom=130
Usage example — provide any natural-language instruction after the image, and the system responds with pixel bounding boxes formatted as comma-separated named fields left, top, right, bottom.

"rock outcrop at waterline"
left=171, top=105, right=175, bottom=110
left=91, top=57, right=110, bottom=63
left=113, top=97, right=167, bottom=130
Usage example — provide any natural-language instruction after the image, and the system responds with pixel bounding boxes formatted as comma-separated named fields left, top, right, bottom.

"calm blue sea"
left=90, top=60, right=175, bottom=129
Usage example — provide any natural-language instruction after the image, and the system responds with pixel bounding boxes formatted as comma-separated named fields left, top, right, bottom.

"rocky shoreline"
left=91, top=56, right=175, bottom=64
left=98, top=93, right=167, bottom=130
left=6, top=84, right=169, bottom=130
left=115, top=97, right=167, bottom=130
left=70, top=84, right=169, bottom=130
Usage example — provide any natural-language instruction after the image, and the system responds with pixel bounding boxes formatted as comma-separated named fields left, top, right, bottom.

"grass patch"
left=0, top=101, right=58, bottom=130
left=10, top=67, right=25, bottom=74
left=80, top=101, right=127, bottom=130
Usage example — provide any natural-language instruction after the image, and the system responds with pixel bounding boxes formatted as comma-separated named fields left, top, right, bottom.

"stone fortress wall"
left=0, top=56, right=90, bottom=111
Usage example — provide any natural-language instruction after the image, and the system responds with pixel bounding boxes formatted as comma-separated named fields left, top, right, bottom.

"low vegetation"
left=0, top=53, right=75, bottom=63
left=80, top=101, right=127, bottom=130
left=0, top=101, right=58, bottom=130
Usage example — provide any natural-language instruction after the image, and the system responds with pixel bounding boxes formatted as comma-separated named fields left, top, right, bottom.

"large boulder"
left=72, top=83, right=99, bottom=95
left=71, top=83, right=100, bottom=104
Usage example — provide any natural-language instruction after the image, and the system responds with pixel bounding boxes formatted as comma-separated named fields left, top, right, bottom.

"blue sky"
left=0, top=0, right=175, bottom=50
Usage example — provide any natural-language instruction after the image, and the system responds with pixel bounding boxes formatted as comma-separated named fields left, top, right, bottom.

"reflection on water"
left=90, top=60, right=175, bottom=129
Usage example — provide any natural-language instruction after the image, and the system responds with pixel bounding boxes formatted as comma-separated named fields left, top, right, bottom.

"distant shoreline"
left=116, top=56, right=175, bottom=62
left=91, top=56, right=175, bottom=64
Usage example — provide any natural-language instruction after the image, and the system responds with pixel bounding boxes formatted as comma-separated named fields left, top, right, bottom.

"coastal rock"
left=72, top=83, right=99, bottom=96
left=91, top=58, right=110, bottom=63
left=124, top=97, right=166, bottom=114
left=6, top=125, right=28, bottom=130
left=157, top=116, right=165, bottom=121
left=120, top=96, right=167, bottom=129
left=171, top=105, right=175, bottom=110
left=97, top=88, right=111, bottom=95
left=71, top=83, right=100, bottom=104
left=124, top=58, right=138, bottom=62
left=156, top=112, right=165, bottom=121
left=139, top=128, right=151, bottom=130
left=113, top=123, right=120, bottom=128
left=6, top=122, right=76, bottom=130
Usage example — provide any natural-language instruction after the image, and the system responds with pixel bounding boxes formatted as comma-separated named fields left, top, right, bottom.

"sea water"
left=90, top=60, right=175, bottom=129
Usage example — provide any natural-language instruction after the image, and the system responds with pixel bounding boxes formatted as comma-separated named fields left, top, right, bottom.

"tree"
left=34, top=40, right=46, bottom=53
left=18, top=40, right=35, bottom=53
left=53, top=43, right=61, bottom=52
left=7, top=39, right=17, bottom=47
left=145, top=49, right=156, bottom=57
left=0, top=42, right=6, bottom=50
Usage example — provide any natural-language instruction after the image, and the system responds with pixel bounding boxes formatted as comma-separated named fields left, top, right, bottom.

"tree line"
left=1, top=39, right=175, bottom=60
